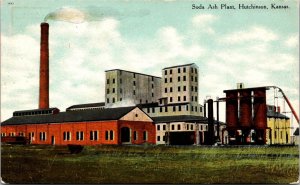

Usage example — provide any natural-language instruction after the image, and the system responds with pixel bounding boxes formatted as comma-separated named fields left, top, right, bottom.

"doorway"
left=121, top=127, right=131, bottom=143
left=51, top=136, right=55, bottom=145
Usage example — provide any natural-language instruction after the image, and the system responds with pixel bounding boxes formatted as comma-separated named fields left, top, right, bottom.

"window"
left=165, top=88, right=167, bottom=93
left=120, top=88, right=122, bottom=93
left=76, top=131, right=84, bottom=141
left=183, top=76, right=186, bottom=81
left=170, top=78, right=172, bottom=83
left=165, top=70, right=167, bottom=75
left=140, top=99, right=142, bottom=104
left=165, top=106, right=168, bottom=112
left=170, top=97, right=173, bottom=102
left=178, top=86, right=181, bottom=92
left=178, top=76, right=181, bottom=82
left=160, top=107, right=163, bottom=112
left=274, top=131, right=277, bottom=139
left=178, top=96, right=181, bottom=101
left=191, top=86, right=194, bottom=91
left=40, top=132, right=46, bottom=141
left=165, top=78, right=167, bottom=83
left=110, top=131, right=114, bottom=140
left=173, top=106, right=176, bottom=112
left=143, top=131, right=148, bottom=141
left=107, top=79, right=110, bottom=84
left=195, top=106, right=198, bottom=112
left=163, top=136, right=166, bottom=141
left=152, top=107, right=155, bottom=113
left=113, top=78, right=115, bottom=84
left=107, top=89, right=110, bottom=94
left=133, top=73, right=136, bottom=78
left=107, top=98, right=110, bottom=103
left=191, top=68, right=194, bottom=73
left=195, top=87, right=198, bottom=92
left=157, top=136, right=160, bottom=141
left=159, top=99, right=163, bottom=104
left=133, top=81, right=136, bottom=86
left=113, top=88, right=115, bottom=93
left=191, top=106, right=194, bottom=111
left=178, top=105, right=181, bottom=111
left=200, top=107, right=203, bottom=112
left=152, top=84, right=154, bottom=88
left=177, top=125, right=181, bottom=130
left=187, top=124, right=189, bottom=130
left=195, top=77, right=198, bottom=82
left=171, top=125, right=175, bottom=130
left=1, top=133, right=6, bottom=137
left=147, top=108, right=150, bottom=113
left=134, top=131, right=138, bottom=141
left=133, top=90, right=136, bottom=95
left=184, top=96, right=186, bottom=101
left=120, top=79, right=122, bottom=84
left=183, top=86, right=186, bottom=91
left=90, top=131, right=98, bottom=140
left=170, top=69, right=172, bottom=74
left=113, top=98, right=115, bottom=103
left=157, top=125, right=160, bottom=131
left=152, top=76, right=154, bottom=81
left=192, top=96, right=194, bottom=101
left=163, top=125, right=166, bottom=130
left=195, top=68, right=197, bottom=74
left=178, top=68, right=181, bottom=73
left=201, top=125, right=203, bottom=130
left=120, top=98, right=122, bottom=101
left=281, top=131, right=283, bottom=139
left=191, top=125, right=194, bottom=130
left=19, top=132, right=25, bottom=136
left=191, top=76, right=194, bottom=81
left=63, top=132, right=71, bottom=141
left=170, top=87, right=173, bottom=92
left=152, top=93, right=154, bottom=97
left=195, top=96, right=197, bottom=102
left=105, top=131, right=109, bottom=140
left=183, top=67, right=186, bottom=73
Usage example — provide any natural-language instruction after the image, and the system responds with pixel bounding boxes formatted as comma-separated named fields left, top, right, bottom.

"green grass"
left=1, top=144, right=299, bottom=184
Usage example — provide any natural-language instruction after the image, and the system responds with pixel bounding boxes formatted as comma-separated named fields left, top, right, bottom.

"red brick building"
left=1, top=106, right=155, bottom=145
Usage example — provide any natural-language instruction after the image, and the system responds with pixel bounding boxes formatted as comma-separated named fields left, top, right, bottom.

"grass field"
left=1, top=144, right=299, bottom=184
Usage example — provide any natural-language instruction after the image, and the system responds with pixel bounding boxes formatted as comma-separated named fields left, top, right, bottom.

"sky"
left=1, top=0, right=299, bottom=131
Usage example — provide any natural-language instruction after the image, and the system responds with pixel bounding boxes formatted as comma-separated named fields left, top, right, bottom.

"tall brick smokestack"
left=39, top=22, right=49, bottom=109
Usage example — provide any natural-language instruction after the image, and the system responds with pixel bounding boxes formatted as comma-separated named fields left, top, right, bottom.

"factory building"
left=1, top=106, right=155, bottom=145
left=265, top=105, right=292, bottom=145
left=105, top=69, right=161, bottom=106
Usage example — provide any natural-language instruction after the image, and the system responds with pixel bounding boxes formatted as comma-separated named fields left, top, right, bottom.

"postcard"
left=1, top=0, right=299, bottom=184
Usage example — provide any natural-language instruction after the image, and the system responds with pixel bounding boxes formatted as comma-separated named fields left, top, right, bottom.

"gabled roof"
left=267, top=111, right=290, bottom=119
left=2, top=106, right=136, bottom=126
left=66, top=102, right=105, bottom=110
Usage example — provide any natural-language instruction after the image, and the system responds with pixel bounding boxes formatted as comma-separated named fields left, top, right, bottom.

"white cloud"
left=221, top=26, right=278, bottom=44
left=285, top=34, right=298, bottom=48
left=192, top=14, right=218, bottom=34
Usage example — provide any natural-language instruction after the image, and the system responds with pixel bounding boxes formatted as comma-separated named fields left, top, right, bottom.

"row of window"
left=164, top=67, right=198, bottom=75
left=107, top=97, right=154, bottom=104
left=164, top=86, right=198, bottom=93
left=107, top=74, right=156, bottom=85
left=157, top=124, right=194, bottom=131
left=164, top=76, right=197, bottom=83
left=168, top=95, right=197, bottom=103
left=13, top=110, right=54, bottom=117
left=146, top=105, right=202, bottom=113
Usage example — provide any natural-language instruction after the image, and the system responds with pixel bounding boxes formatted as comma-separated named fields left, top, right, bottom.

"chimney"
left=277, top=106, right=281, bottom=113
left=39, top=22, right=49, bottom=109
